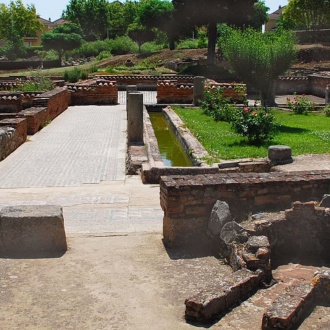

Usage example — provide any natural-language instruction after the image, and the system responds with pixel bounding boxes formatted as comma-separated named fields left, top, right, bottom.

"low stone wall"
left=32, top=88, right=71, bottom=120
left=17, top=107, right=48, bottom=135
left=67, top=80, right=118, bottom=105
left=160, top=171, right=330, bottom=247
left=0, top=92, right=22, bottom=113
left=276, top=74, right=330, bottom=98
left=157, top=80, right=194, bottom=104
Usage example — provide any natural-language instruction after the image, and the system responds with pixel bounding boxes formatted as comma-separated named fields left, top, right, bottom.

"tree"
left=221, top=28, right=296, bottom=106
left=0, top=0, right=43, bottom=59
left=63, top=0, right=109, bottom=41
left=41, top=23, right=83, bottom=63
left=172, top=0, right=268, bottom=63
left=138, top=0, right=177, bottom=50
left=282, top=0, right=330, bottom=31
left=128, top=24, right=156, bottom=52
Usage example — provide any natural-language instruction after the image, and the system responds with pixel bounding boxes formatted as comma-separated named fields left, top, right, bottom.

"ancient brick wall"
left=0, top=118, right=27, bottom=160
left=17, top=107, right=48, bottom=135
left=32, top=88, right=71, bottom=120
left=0, top=92, right=22, bottom=113
left=207, top=82, right=247, bottom=102
left=96, top=74, right=193, bottom=86
left=157, top=81, right=193, bottom=104
left=160, top=171, right=330, bottom=247
left=68, top=81, right=118, bottom=105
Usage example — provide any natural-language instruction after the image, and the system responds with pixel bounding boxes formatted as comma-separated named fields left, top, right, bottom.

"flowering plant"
left=286, top=94, right=314, bottom=115
left=231, top=107, right=278, bottom=144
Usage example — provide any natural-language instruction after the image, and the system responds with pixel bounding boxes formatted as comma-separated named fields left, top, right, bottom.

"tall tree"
left=41, top=23, right=83, bottom=63
left=138, top=0, right=177, bottom=49
left=128, top=23, right=156, bottom=52
left=63, top=0, right=109, bottom=41
left=0, top=0, right=43, bottom=59
left=172, top=0, right=267, bottom=63
left=221, top=28, right=296, bottom=106
left=283, top=0, right=330, bottom=31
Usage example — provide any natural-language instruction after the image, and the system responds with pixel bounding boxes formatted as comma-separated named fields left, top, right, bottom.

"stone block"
left=0, top=205, right=67, bottom=257
left=208, top=200, right=232, bottom=236
left=268, top=145, right=293, bottom=165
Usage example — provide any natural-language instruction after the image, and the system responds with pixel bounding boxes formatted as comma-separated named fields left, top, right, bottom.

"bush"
left=231, top=107, right=278, bottom=144
left=107, top=36, right=138, bottom=55
left=64, top=67, right=88, bottom=83
left=324, top=105, right=330, bottom=117
left=25, top=46, right=43, bottom=58
left=96, top=51, right=111, bottom=60
left=286, top=94, right=315, bottom=114
left=71, top=40, right=112, bottom=57
left=140, top=42, right=164, bottom=53
left=177, top=38, right=199, bottom=49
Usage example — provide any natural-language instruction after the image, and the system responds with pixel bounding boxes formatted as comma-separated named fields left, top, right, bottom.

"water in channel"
left=148, top=112, right=192, bottom=167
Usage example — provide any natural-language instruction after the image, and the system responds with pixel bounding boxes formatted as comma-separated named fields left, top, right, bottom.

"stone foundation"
left=160, top=171, right=330, bottom=247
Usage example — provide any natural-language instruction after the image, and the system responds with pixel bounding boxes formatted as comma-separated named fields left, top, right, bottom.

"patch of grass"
left=173, top=106, right=330, bottom=163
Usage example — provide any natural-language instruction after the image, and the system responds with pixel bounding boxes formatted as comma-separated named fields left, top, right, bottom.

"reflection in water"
left=149, top=112, right=192, bottom=167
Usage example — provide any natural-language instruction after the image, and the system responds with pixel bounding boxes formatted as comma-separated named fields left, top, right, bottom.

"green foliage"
left=286, top=94, right=315, bottom=114
left=63, top=0, right=110, bottom=40
left=13, top=72, right=54, bottom=92
left=172, top=0, right=267, bottom=63
left=128, top=23, right=156, bottom=52
left=231, top=107, right=278, bottom=144
left=283, top=0, right=330, bottom=31
left=177, top=38, right=199, bottom=49
left=106, top=36, right=138, bottom=55
left=221, top=28, right=296, bottom=106
left=140, top=41, right=165, bottom=53
left=63, top=67, right=88, bottom=82
left=71, top=40, right=112, bottom=57
left=324, top=105, right=330, bottom=117
left=96, top=51, right=111, bottom=61
left=25, top=46, right=43, bottom=58
left=201, top=85, right=238, bottom=122
left=42, top=23, right=83, bottom=63
left=0, top=0, right=43, bottom=59
left=173, top=107, right=330, bottom=161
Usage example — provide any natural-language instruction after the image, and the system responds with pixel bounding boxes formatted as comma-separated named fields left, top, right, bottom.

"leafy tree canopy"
left=172, top=0, right=268, bottom=63
left=0, top=0, right=43, bottom=59
left=41, top=23, right=83, bottom=63
left=221, top=28, right=297, bottom=106
left=282, top=0, right=330, bottom=31
left=128, top=23, right=156, bottom=52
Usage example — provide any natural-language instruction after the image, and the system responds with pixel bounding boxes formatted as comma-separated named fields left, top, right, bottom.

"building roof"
left=269, top=5, right=286, bottom=20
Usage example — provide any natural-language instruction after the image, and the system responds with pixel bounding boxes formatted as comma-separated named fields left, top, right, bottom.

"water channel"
left=148, top=112, right=192, bottom=167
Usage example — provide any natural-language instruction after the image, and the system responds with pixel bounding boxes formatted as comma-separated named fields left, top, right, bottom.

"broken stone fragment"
left=220, top=221, right=249, bottom=244
left=246, top=236, right=270, bottom=253
left=320, top=194, right=330, bottom=207
left=208, top=200, right=232, bottom=236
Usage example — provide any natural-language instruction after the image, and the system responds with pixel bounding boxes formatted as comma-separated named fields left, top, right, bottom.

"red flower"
left=244, top=107, right=249, bottom=112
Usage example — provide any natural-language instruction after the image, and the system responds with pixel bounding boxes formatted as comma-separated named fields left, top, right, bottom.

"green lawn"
left=173, top=106, right=330, bottom=162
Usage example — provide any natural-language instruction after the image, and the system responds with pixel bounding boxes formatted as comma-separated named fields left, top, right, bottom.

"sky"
left=1, top=0, right=288, bottom=21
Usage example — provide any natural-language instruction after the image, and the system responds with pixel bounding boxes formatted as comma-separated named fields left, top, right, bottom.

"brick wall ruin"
left=67, top=80, right=118, bottom=105
left=160, top=171, right=330, bottom=247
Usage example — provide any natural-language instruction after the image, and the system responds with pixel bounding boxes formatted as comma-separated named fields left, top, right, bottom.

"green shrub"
left=71, top=40, right=112, bottom=57
left=25, top=46, right=43, bottom=58
left=15, top=73, right=54, bottom=92
left=324, top=105, right=330, bottom=117
left=231, top=107, right=278, bottom=144
left=201, top=84, right=238, bottom=122
left=286, top=94, right=315, bottom=114
left=64, top=67, right=88, bottom=83
left=140, top=42, right=164, bottom=53
left=177, top=38, right=199, bottom=49
left=107, top=36, right=138, bottom=55
left=96, top=51, right=111, bottom=60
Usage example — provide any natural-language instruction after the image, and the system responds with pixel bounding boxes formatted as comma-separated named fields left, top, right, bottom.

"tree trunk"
left=169, top=38, right=175, bottom=50
left=207, top=22, right=217, bottom=65
left=260, top=80, right=277, bottom=107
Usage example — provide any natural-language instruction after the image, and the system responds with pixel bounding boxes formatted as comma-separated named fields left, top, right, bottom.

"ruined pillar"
left=127, top=92, right=144, bottom=144
left=193, top=76, right=205, bottom=106
left=325, top=85, right=330, bottom=105
left=126, top=85, right=138, bottom=118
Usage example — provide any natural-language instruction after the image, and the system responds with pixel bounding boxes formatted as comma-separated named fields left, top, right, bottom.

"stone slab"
left=0, top=204, right=67, bottom=257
